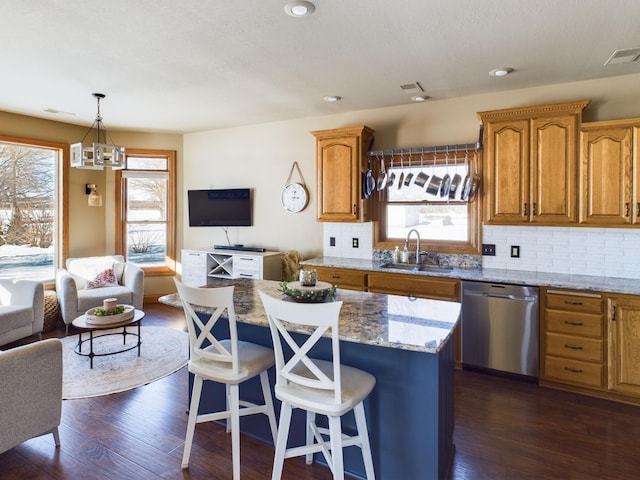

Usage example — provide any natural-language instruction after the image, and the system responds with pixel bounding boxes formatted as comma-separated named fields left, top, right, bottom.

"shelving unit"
left=181, top=249, right=282, bottom=286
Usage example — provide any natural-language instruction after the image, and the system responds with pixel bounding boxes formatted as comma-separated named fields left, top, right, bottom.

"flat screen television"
left=187, top=188, right=252, bottom=227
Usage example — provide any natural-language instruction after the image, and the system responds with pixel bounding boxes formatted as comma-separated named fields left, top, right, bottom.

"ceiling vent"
left=604, top=47, right=640, bottom=66
left=400, top=82, right=424, bottom=95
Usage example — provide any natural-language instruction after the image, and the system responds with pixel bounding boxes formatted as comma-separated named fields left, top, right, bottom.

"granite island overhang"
left=160, top=277, right=461, bottom=480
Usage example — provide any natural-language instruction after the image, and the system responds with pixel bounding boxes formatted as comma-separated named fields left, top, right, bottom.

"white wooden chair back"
left=174, top=280, right=239, bottom=373
left=259, top=291, right=343, bottom=404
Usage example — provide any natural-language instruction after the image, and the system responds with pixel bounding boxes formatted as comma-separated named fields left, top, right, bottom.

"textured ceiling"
left=1, top=0, right=640, bottom=133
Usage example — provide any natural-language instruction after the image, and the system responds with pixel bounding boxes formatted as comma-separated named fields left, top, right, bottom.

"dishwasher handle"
left=464, top=291, right=537, bottom=302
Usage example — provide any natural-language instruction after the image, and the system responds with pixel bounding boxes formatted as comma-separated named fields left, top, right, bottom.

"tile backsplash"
left=482, top=225, right=640, bottom=279
left=322, top=222, right=374, bottom=260
left=323, top=222, right=640, bottom=280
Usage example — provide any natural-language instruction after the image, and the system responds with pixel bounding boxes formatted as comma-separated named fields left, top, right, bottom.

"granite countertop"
left=159, top=278, right=460, bottom=355
left=302, top=256, right=640, bottom=295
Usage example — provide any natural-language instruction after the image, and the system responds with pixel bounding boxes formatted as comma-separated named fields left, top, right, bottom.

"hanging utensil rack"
left=367, top=142, right=481, bottom=158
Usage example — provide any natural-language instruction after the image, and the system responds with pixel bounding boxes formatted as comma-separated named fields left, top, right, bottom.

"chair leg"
left=226, top=384, right=232, bottom=434
left=328, top=415, right=344, bottom=480
left=305, top=411, right=316, bottom=465
left=52, top=426, right=60, bottom=447
left=272, top=402, right=292, bottom=480
left=259, top=371, right=278, bottom=444
left=182, top=375, right=203, bottom=469
left=229, top=384, right=241, bottom=480
left=354, top=402, right=375, bottom=480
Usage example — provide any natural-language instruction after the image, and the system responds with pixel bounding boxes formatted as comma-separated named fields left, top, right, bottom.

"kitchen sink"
left=379, top=262, right=453, bottom=273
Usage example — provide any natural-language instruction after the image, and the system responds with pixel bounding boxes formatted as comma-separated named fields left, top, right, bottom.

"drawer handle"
left=564, top=366, right=583, bottom=374
left=564, top=300, right=583, bottom=306
left=563, top=320, right=584, bottom=326
left=328, top=275, right=341, bottom=279
left=564, top=344, right=583, bottom=350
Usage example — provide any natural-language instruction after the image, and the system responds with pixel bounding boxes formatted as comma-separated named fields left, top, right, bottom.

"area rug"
left=62, top=326, right=189, bottom=400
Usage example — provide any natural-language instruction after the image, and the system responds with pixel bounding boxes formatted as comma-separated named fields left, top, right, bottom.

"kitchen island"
left=160, top=277, right=461, bottom=480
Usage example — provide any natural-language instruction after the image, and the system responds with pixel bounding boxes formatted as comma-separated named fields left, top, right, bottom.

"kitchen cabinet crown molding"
left=477, top=99, right=591, bottom=122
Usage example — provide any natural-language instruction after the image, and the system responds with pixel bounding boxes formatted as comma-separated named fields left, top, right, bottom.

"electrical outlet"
left=511, top=245, right=520, bottom=258
left=329, top=237, right=336, bottom=247
left=352, top=238, right=359, bottom=248
left=482, top=244, right=496, bottom=256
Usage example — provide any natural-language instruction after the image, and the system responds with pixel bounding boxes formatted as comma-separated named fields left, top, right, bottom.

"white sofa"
left=0, top=338, right=62, bottom=454
left=0, top=278, right=44, bottom=347
left=56, top=255, right=144, bottom=333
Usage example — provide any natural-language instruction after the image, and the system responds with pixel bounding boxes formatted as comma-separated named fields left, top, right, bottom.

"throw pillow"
left=86, top=266, right=119, bottom=289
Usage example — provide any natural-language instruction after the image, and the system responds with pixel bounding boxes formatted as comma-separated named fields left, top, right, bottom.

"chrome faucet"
left=406, top=228, right=421, bottom=264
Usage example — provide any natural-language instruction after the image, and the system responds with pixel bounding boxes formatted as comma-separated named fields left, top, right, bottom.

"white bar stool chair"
left=175, top=280, right=278, bottom=479
left=258, top=291, right=376, bottom=480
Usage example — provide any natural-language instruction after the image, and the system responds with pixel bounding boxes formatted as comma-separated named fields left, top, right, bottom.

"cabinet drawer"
left=315, top=267, right=367, bottom=291
left=545, top=332, right=603, bottom=362
left=545, top=290, right=603, bottom=314
left=544, top=356, right=603, bottom=388
left=546, top=310, right=603, bottom=338
left=234, top=256, right=260, bottom=273
left=367, top=272, right=460, bottom=301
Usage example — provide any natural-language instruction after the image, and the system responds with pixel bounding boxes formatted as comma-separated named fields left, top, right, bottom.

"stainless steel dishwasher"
left=462, top=281, right=539, bottom=378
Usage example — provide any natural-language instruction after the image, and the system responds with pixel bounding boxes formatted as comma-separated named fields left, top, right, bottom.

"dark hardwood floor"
left=2, top=303, right=640, bottom=479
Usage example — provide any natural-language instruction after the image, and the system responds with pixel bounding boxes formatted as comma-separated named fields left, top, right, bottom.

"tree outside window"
left=0, top=137, right=65, bottom=280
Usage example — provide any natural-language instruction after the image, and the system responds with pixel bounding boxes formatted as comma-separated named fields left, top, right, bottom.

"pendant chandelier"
left=70, top=93, right=125, bottom=169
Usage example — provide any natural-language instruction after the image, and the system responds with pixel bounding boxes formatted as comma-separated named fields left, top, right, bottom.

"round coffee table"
left=72, top=309, right=145, bottom=368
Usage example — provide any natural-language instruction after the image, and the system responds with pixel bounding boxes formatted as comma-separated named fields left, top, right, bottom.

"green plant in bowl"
left=94, top=305, right=126, bottom=316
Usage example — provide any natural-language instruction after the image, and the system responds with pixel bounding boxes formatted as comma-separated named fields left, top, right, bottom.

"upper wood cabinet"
left=478, top=100, right=590, bottom=225
left=312, top=125, right=374, bottom=222
left=580, top=121, right=640, bottom=225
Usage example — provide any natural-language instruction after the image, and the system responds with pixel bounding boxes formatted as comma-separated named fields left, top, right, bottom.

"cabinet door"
left=530, top=115, right=578, bottom=224
left=181, top=250, right=209, bottom=287
left=483, top=119, right=530, bottom=224
left=367, top=272, right=460, bottom=301
left=315, top=266, right=367, bottom=291
left=608, top=296, right=640, bottom=396
left=313, top=126, right=374, bottom=223
left=580, top=126, right=633, bottom=225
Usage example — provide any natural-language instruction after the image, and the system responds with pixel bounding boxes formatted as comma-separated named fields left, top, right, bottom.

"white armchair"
left=56, top=255, right=144, bottom=333
left=0, top=278, right=44, bottom=347
left=0, top=338, right=62, bottom=454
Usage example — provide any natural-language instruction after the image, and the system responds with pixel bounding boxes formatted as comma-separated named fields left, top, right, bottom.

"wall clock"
left=281, top=182, right=308, bottom=213
left=281, top=161, right=309, bottom=213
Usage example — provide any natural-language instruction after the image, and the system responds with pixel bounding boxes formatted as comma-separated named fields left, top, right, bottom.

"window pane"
left=126, top=178, right=167, bottom=221
left=126, top=223, right=167, bottom=266
left=0, top=142, right=57, bottom=280
left=126, top=156, right=167, bottom=170
left=387, top=204, right=469, bottom=242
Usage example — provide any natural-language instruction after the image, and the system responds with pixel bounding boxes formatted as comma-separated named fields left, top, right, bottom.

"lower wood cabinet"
left=541, top=288, right=640, bottom=405
left=367, top=272, right=460, bottom=301
left=314, top=266, right=367, bottom=291
left=540, top=288, right=605, bottom=391
left=608, top=295, right=640, bottom=397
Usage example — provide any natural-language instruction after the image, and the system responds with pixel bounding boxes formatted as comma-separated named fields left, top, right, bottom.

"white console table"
left=181, top=249, right=282, bottom=286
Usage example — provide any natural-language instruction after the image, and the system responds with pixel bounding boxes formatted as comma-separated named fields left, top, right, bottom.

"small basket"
left=43, top=290, right=60, bottom=332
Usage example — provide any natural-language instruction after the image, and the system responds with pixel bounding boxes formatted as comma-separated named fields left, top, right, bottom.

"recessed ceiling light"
left=489, top=67, right=514, bottom=77
left=323, top=95, right=341, bottom=102
left=284, top=1, right=316, bottom=17
left=411, top=95, right=430, bottom=102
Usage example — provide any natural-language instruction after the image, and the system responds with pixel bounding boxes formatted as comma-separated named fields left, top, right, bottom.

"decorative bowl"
left=279, top=281, right=337, bottom=303
left=86, top=304, right=135, bottom=325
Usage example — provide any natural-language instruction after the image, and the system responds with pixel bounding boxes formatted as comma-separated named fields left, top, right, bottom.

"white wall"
left=181, top=72, right=640, bottom=276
